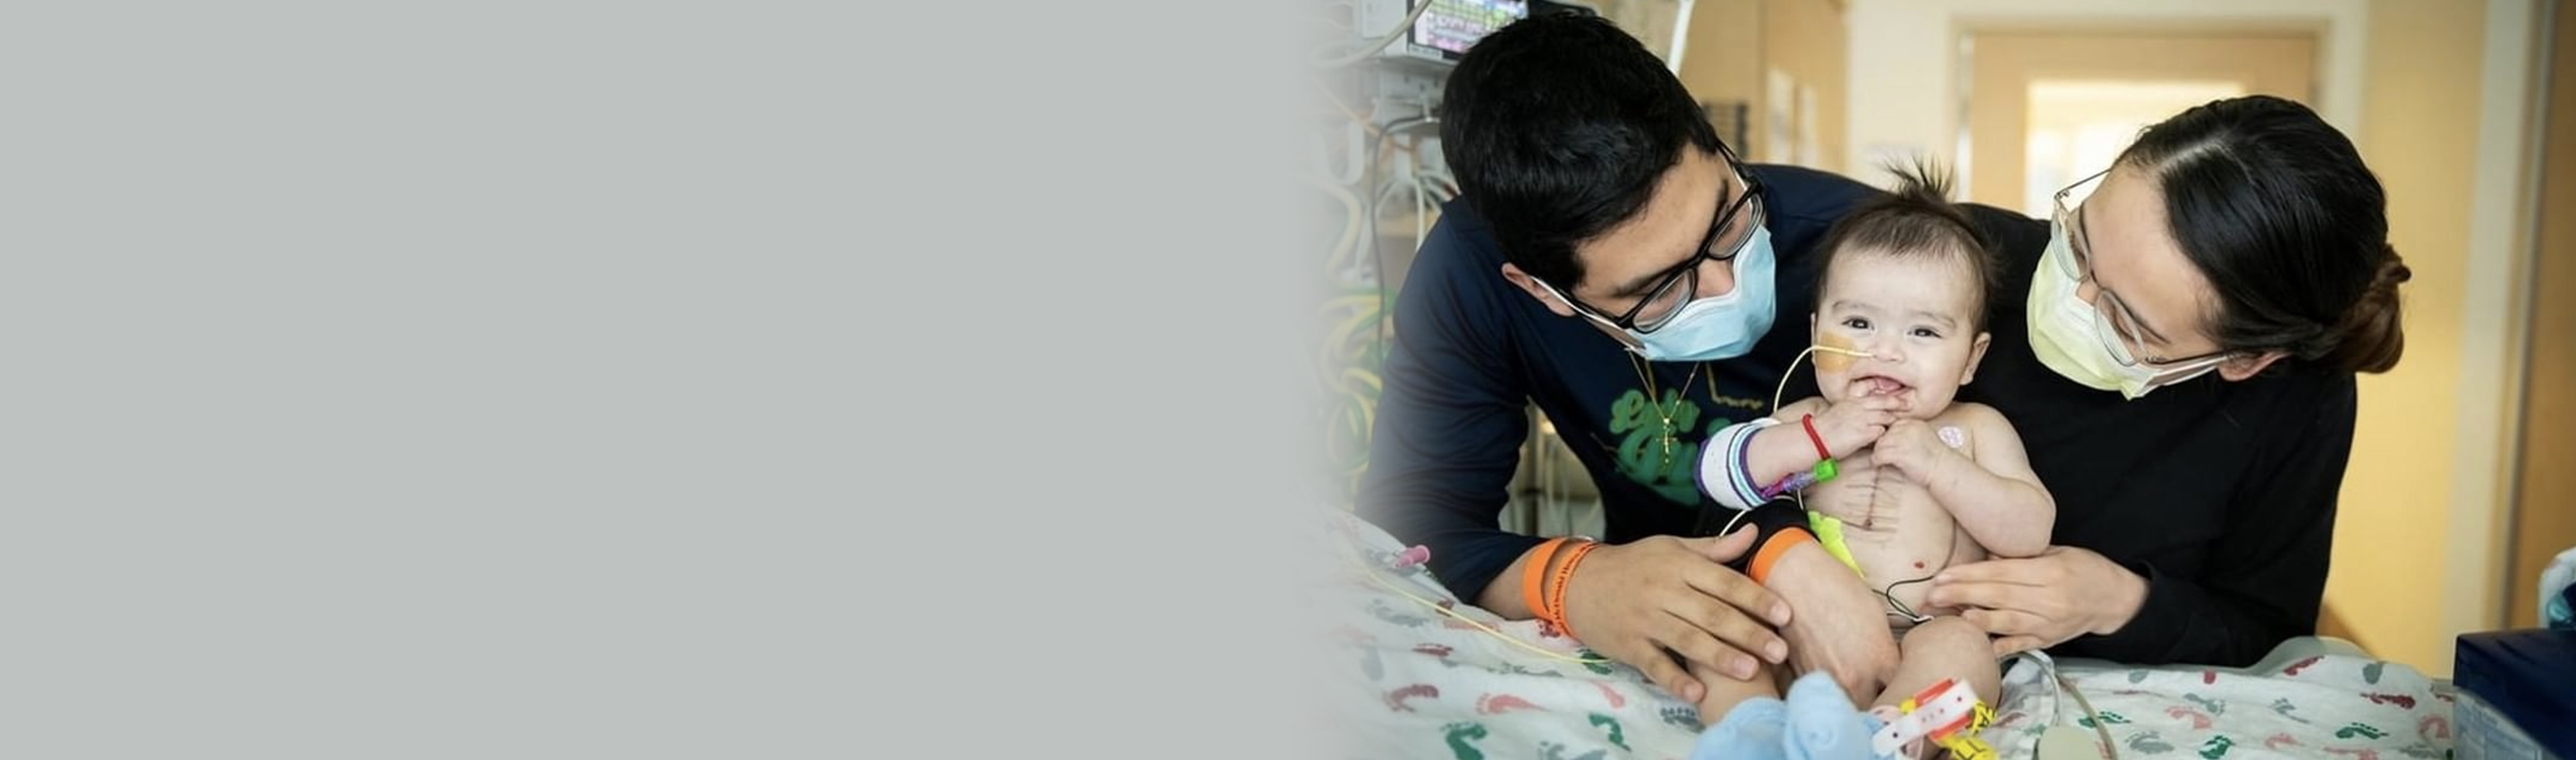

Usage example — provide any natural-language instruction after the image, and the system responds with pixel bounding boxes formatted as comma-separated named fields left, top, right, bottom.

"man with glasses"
left=1353, top=12, right=1902, bottom=716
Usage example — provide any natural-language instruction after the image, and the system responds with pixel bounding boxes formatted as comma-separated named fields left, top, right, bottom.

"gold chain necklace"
left=1628, top=355, right=1705, bottom=469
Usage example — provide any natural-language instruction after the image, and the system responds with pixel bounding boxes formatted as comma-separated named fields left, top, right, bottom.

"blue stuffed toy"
left=1691, top=671, right=1888, bottom=760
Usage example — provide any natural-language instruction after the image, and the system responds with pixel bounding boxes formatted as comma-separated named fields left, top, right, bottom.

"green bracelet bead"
left=1813, top=458, right=1838, bottom=483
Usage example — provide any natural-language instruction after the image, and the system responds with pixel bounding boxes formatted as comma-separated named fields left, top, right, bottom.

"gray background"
left=4, top=2, right=1326, bottom=756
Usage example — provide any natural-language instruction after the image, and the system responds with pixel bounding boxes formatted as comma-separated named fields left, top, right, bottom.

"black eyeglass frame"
left=1555, top=141, right=1771, bottom=334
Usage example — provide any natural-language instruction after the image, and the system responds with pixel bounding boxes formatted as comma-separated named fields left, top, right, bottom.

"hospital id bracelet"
left=1746, top=526, right=1817, bottom=585
left=1541, top=538, right=1601, bottom=638
left=1520, top=537, right=1573, bottom=625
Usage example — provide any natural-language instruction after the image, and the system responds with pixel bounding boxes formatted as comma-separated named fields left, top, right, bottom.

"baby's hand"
left=1872, top=419, right=1965, bottom=483
left=1809, top=396, right=1902, bottom=459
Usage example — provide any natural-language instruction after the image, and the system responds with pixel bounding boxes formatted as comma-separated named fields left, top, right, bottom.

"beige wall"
left=1957, top=31, right=2317, bottom=210
left=1842, top=0, right=2370, bottom=180
left=1678, top=0, right=1848, bottom=173
left=2509, top=0, right=2576, bottom=629
left=2326, top=0, right=2487, bottom=676
left=1680, top=0, right=1763, bottom=139
left=1760, top=0, right=1848, bottom=173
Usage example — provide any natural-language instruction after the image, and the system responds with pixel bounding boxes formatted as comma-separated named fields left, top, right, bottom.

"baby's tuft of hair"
left=1810, top=157, right=2003, bottom=328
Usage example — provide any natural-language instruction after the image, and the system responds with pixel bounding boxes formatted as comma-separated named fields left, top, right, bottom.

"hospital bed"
left=1317, top=507, right=2457, bottom=760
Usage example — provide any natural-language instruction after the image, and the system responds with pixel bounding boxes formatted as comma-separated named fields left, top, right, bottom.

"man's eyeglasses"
left=1558, top=144, right=1769, bottom=334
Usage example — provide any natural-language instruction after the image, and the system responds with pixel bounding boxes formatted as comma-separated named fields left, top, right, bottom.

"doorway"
left=1960, top=29, right=2319, bottom=215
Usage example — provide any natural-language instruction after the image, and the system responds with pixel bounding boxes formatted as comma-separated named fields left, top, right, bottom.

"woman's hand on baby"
left=1923, top=546, right=2149, bottom=657
left=1559, top=528, right=1793, bottom=705
left=1812, top=395, right=1902, bottom=458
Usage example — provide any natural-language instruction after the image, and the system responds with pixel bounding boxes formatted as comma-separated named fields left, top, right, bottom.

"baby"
left=1694, top=165, right=2056, bottom=758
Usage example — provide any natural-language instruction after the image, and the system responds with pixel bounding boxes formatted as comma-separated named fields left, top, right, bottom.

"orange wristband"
left=1521, top=537, right=1571, bottom=621
left=1747, top=527, right=1815, bottom=585
left=1545, top=540, right=1601, bottom=636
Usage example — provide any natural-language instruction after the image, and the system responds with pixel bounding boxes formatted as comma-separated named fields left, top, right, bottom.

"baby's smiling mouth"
left=1852, top=374, right=1911, bottom=397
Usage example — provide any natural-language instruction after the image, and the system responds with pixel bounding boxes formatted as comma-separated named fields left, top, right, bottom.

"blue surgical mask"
left=1623, top=225, right=1778, bottom=361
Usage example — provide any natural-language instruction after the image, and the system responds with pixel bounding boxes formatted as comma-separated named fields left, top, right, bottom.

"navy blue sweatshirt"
left=1356, top=163, right=2353, bottom=667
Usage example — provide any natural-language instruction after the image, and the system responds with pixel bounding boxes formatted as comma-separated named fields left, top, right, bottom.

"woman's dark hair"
left=1437, top=12, right=1724, bottom=291
left=2119, top=95, right=2411, bottom=374
left=1811, top=159, right=2002, bottom=329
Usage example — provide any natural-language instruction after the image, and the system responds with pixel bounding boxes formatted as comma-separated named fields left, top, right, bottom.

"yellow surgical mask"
left=2025, top=221, right=2227, bottom=400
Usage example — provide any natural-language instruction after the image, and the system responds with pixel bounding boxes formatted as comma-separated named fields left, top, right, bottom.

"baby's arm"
left=1739, top=396, right=1903, bottom=490
left=1738, top=397, right=1825, bottom=487
left=1887, top=404, right=2055, bottom=558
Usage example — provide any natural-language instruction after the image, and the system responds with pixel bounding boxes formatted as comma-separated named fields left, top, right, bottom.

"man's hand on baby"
left=1870, top=419, right=1962, bottom=483
left=1560, top=528, right=1793, bottom=705
left=1764, top=542, right=1902, bottom=705
left=1812, top=395, right=1902, bottom=458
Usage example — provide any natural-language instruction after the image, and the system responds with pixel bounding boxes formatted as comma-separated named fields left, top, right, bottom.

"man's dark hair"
left=1438, top=13, right=1723, bottom=291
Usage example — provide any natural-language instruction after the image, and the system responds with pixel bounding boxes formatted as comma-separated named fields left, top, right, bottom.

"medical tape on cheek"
left=1767, top=342, right=1881, bottom=425
left=1812, top=333, right=1868, bottom=373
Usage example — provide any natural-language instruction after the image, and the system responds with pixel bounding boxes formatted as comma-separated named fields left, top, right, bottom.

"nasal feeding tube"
left=1771, top=342, right=1878, bottom=414
left=1740, top=342, right=1877, bottom=500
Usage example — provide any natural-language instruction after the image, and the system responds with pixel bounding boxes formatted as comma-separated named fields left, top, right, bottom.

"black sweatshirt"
left=1356, top=164, right=2352, bottom=668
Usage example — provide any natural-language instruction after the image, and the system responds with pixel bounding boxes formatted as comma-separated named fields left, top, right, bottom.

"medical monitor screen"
left=1411, top=0, right=1529, bottom=57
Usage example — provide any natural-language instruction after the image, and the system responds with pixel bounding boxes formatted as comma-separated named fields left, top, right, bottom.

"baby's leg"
left=1863, top=618, right=2000, bottom=759
left=1874, top=615, right=2002, bottom=712
left=1689, top=659, right=1793, bottom=760
left=1689, top=657, right=1785, bottom=725
left=1778, top=610, right=1902, bottom=709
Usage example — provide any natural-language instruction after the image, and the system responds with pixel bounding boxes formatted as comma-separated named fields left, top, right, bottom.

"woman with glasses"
left=1911, top=94, right=2410, bottom=663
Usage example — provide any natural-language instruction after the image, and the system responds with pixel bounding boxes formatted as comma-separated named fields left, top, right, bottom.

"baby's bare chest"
left=1800, top=413, right=1982, bottom=551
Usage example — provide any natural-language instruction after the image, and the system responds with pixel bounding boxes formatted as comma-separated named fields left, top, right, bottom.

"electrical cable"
left=1335, top=528, right=1613, bottom=666
left=1414, top=165, right=1429, bottom=247
left=1368, top=114, right=1442, bottom=329
left=1318, top=79, right=1386, bottom=138
left=2004, top=650, right=2118, bottom=760
left=1315, top=0, right=1436, bottom=69
left=1321, top=119, right=1368, bottom=188
left=1314, top=173, right=1366, bottom=283
left=1418, top=171, right=1460, bottom=198
left=1367, top=172, right=1418, bottom=320
left=1375, top=115, right=1439, bottom=164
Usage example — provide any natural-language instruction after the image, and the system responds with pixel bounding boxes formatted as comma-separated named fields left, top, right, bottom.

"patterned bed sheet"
left=1316, top=508, right=2456, bottom=760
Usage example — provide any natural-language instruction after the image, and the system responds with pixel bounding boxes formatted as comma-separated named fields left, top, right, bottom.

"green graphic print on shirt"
left=1607, top=387, right=1705, bottom=504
